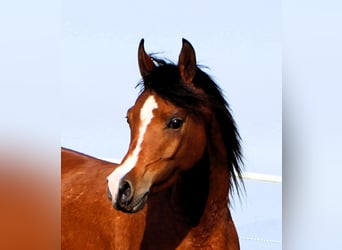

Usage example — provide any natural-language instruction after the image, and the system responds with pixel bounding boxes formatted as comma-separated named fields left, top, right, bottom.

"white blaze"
left=107, top=95, right=158, bottom=202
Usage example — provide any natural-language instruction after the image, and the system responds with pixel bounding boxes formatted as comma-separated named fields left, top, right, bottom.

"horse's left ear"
left=138, top=39, right=155, bottom=78
left=178, top=38, right=197, bottom=84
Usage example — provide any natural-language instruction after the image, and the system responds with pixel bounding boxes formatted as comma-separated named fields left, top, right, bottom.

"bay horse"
left=62, top=39, right=243, bottom=249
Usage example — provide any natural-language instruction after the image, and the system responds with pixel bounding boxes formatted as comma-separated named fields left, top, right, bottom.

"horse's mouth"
left=115, top=192, right=149, bottom=214
left=131, top=192, right=149, bottom=213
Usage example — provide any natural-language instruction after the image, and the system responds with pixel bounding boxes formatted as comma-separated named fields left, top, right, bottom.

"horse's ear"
left=138, top=39, right=155, bottom=78
left=178, top=38, right=197, bottom=84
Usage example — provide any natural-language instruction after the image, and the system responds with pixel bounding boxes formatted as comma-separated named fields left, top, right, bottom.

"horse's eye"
left=125, top=116, right=130, bottom=124
left=167, top=118, right=183, bottom=129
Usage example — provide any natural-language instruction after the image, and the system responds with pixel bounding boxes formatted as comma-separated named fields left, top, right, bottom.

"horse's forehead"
left=134, top=92, right=164, bottom=115
left=139, top=94, right=158, bottom=120
left=133, top=93, right=158, bottom=114
left=128, top=93, right=161, bottom=129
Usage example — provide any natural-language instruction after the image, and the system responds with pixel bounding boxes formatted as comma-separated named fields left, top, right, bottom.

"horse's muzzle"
left=107, top=179, right=149, bottom=213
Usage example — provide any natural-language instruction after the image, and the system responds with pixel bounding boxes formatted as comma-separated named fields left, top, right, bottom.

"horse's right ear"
left=138, top=39, right=155, bottom=78
left=178, top=38, right=197, bottom=84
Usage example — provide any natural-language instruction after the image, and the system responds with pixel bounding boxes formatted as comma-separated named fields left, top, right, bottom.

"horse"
left=62, top=39, right=243, bottom=250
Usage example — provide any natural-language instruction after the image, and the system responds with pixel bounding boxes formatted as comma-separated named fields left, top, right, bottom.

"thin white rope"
left=239, top=172, right=282, bottom=184
left=241, top=236, right=281, bottom=244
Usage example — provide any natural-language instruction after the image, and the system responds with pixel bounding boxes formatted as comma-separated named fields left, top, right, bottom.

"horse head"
left=107, top=39, right=210, bottom=213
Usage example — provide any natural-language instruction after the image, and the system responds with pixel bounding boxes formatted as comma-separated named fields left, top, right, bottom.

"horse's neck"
left=169, top=151, right=211, bottom=225
left=170, top=148, right=229, bottom=227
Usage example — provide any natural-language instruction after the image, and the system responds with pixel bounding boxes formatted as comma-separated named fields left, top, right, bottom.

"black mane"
left=138, top=58, right=244, bottom=197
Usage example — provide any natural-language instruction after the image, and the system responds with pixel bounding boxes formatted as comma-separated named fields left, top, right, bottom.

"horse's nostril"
left=118, top=180, right=133, bottom=205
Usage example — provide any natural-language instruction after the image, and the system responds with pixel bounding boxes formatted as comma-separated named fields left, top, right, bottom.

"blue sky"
left=62, top=0, right=281, bottom=175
